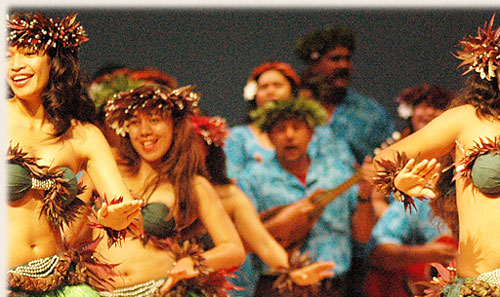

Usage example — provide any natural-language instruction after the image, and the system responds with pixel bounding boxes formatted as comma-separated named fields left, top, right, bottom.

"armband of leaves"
left=373, top=151, right=418, bottom=213
left=87, top=192, right=139, bottom=247
left=163, top=238, right=242, bottom=296
left=269, top=250, right=321, bottom=297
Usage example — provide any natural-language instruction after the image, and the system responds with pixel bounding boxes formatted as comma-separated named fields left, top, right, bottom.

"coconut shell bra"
left=141, top=202, right=176, bottom=238
left=7, top=143, right=85, bottom=233
left=456, top=137, right=500, bottom=195
left=8, top=163, right=78, bottom=202
left=140, top=202, right=215, bottom=249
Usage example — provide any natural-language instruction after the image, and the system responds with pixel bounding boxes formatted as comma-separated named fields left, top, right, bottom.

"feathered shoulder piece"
left=455, top=14, right=500, bottom=89
left=8, top=12, right=88, bottom=52
left=104, top=84, right=200, bottom=137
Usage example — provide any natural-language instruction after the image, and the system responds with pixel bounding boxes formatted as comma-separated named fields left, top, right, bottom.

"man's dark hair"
left=294, top=27, right=356, bottom=63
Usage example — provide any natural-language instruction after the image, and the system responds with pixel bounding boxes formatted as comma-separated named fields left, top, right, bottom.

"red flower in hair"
left=192, top=115, right=229, bottom=147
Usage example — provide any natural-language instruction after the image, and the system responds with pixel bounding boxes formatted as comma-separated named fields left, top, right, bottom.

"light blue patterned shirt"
left=224, top=123, right=356, bottom=180
left=370, top=198, right=450, bottom=249
left=328, top=88, right=396, bottom=164
left=223, top=125, right=275, bottom=180
left=227, top=129, right=357, bottom=297
left=238, top=145, right=359, bottom=276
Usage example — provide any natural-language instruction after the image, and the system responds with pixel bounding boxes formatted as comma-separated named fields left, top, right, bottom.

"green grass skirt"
left=10, top=283, right=100, bottom=297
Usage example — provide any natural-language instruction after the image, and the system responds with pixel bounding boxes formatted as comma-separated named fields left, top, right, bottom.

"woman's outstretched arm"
left=75, top=122, right=142, bottom=231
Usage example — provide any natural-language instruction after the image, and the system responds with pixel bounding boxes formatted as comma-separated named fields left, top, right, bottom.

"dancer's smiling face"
left=7, top=46, right=51, bottom=101
left=128, top=110, right=174, bottom=165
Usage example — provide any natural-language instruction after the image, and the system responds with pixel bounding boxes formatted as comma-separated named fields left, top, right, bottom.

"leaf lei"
left=250, top=97, right=328, bottom=134
left=88, top=68, right=146, bottom=112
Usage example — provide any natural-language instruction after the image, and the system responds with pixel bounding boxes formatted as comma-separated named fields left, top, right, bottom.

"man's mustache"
left=327, top=68, right=351, bottom=80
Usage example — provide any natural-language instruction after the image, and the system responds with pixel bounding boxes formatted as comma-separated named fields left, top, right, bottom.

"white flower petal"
left=397, top=102, right=413, bottom=120
left=243, top=80, right=258, bottom=101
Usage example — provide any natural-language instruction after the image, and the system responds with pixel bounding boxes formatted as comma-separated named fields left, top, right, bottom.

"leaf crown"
left=250, top=97, right=328, bottom=133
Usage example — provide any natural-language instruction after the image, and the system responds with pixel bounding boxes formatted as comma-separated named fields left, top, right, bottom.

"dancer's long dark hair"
left=9, top=12, right=96, bottom=137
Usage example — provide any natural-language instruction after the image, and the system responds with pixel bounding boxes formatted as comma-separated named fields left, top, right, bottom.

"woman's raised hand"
left=97, top=199, right=143, bottom=231
left=394, top=158, right=442, bottom=199
left=289, top=261, right=335, bottom=286
left=160, top=256, right=200, bottom=293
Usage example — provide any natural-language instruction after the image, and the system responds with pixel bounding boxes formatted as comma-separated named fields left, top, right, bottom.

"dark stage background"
left=8, top=6, right=500, bottom=129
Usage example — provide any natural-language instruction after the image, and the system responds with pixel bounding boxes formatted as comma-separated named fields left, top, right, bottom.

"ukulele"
left=259, top=131, right=402, bottom=249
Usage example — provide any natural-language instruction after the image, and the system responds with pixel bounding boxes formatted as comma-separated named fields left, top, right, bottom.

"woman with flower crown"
left=373, top=15, right=500, bottom=296
left=86, top=65, right=179, bottom=152
left=6, top=11, right=143, bottom=296
left=80, top=84, right=245, bottom=296
left=224, top=61, right=301, bottom=179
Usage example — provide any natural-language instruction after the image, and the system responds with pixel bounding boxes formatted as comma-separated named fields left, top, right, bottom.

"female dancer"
left=224, top=61, right=301, bottom=179
left=374, top=15, right=500, bottom=296
left=89, top=84, right=245, bottom=296
left=7, top=12, right=142, bottom=296
left=192, top=114, right=335, bottom=295
left=86, top=66, right=178, bottom=150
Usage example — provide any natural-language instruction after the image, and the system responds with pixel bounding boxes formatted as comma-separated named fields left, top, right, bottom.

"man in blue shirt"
left=295, top=28, right=396, bottom=296
left=238, top=98, right=376, bottom=297
left=368, top=198, right=457, bottom=297
left=294, top=26, right=396, bottom=164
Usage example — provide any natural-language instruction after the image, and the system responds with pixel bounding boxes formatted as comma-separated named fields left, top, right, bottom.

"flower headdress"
left=104, top=84, right=200, bottom=137
left=191, top=115, right=230, bottom=147
left=89, top=67, right=179, bottom=112
left=250, top=97, right=327, bottom=133
left=455, top=14, right=500, bottom=90
left=8, top=13, right=88, bottom=52
left=243, top=61, right=300, bottom=101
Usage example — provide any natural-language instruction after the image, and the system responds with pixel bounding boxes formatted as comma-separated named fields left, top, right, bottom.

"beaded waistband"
left=477, top=268, right=500, bottom=286
left=7, top=254, right=60, bottom=278
left=99, top=279, right=166, bottom=297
